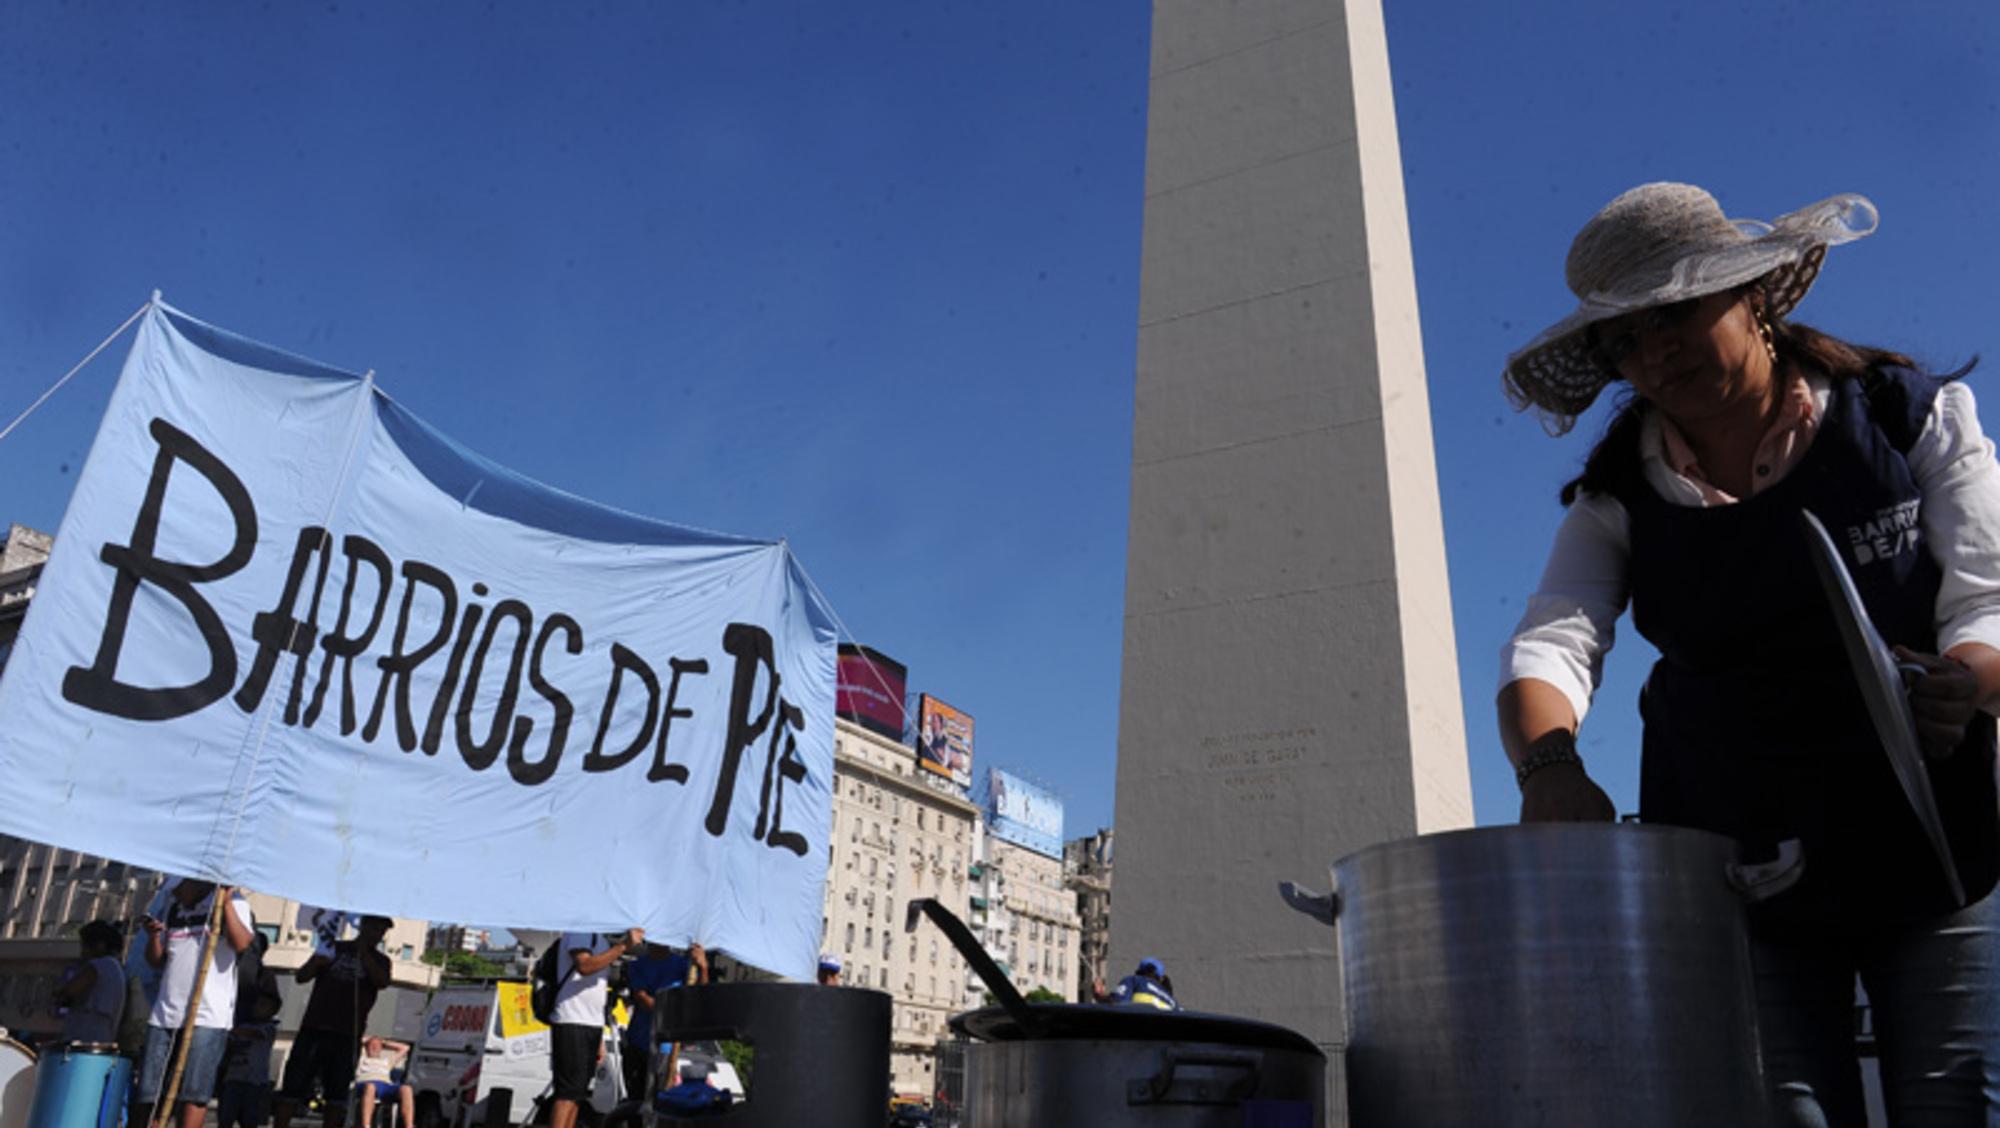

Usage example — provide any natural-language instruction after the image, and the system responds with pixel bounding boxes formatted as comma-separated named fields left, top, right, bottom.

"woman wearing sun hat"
left=1497, top=182, right=2000, bottom=1124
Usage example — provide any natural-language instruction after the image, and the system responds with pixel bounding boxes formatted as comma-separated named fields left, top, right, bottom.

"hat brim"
left=1504, top=193, right=1876, bottom=431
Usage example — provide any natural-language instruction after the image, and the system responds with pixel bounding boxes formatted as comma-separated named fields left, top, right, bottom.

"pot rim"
left=950, top=1003, right=1324, bottom=1056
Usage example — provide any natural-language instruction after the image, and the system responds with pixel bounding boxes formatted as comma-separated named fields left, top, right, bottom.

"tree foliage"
left=422, top=949, right=509, bottom=979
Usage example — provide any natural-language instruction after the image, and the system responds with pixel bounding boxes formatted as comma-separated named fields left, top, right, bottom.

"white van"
left=404, top=981, right=739, bottom=1128
left=404, top=981, right=622, bottom=1128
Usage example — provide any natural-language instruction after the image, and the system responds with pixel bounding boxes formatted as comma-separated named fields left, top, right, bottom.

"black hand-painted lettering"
left=361, top=562, right=457, bottom=751
left=456, top=599, right=532, bottom=771
left=754, top=701, right=808, bottom=856
left=583, top=643, right=659, bottom=773
left=62, top=418, right=258, bottom=721
left=302, top=535, right=393, bottom=735
left=704, top=623, right=779, bottom=837
left=646, top=657, right=709, bottom=784
left=511, top=613, right=582, bottom=786
left=233, top=526, right=331, bottom=722
left=421, top=585, right=487, bottom=755
left=763, top=703, right=809, bottom=857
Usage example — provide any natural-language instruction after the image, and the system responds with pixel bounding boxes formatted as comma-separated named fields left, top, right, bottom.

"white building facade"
left=824, top=717, right=979, bottom=1098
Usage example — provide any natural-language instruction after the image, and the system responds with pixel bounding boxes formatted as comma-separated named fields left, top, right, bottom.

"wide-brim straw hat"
left=1504, top=182, right=1879, bottom=432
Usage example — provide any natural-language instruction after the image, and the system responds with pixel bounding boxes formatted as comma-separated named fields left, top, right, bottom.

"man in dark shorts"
left=549, top=928, right=642, bottom=1128
left=272, top=915, right=393, bottom=1128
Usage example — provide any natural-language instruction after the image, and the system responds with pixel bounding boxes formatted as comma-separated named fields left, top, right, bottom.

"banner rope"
left=0, top=297, right=152, bottom=446
left=788, top=547, right=913, bottom=736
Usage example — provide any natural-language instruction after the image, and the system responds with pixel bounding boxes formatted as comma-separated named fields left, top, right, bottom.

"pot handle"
left=1277, top=880, right=1339, bottom=925
left=1726, top=838, right=1805, bottom=903
left=1126, top=1049, right=1261, bottom=1106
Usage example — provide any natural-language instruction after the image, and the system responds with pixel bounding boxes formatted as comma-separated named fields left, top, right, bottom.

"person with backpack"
left=546, top=928, right=642, bottom=1128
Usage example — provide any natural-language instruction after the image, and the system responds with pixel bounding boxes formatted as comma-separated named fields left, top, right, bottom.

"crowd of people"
left=28, top=881, right=409, bottom=1128
left=29, top=875, right=1177, bottom=1128
left=23, top=882, right=727, bottom=1128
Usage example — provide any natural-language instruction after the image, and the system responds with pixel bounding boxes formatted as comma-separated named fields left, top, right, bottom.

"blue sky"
left=1, top=1, right=1994, bottom=847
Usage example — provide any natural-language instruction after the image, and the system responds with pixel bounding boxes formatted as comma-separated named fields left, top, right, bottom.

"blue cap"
left=1137, top=957, right=1165, bottom=978
left=818, top=954, right=842, bottom=972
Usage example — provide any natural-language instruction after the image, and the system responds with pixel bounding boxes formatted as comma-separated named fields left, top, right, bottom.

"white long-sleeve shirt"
left=1500, top=377, right=2000, bottom=724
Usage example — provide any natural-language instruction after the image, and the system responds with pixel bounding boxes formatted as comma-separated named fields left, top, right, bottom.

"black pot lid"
left=950, top=1003, right=1322, bottom=1056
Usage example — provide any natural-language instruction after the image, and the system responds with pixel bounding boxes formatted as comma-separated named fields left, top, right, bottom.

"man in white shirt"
left=134, top=879, right=255, bottom=1128
left=547, top=927, right=641, bottom=1128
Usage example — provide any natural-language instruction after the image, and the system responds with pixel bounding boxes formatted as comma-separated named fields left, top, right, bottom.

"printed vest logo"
left=1846, top=499, right=1921, bottom=566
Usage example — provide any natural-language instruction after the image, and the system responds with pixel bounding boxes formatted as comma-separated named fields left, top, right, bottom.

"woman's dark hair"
left=1558, top=314, right=1973, bottom=506
left=79, top=919, right=124, bottom=953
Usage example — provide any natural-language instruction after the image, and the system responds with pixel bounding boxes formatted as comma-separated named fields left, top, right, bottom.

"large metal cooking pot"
left=653, top=981, right=890, bottom=1127
left=1281, top=823, right=1800, bottom=1128
left=953, top=1004, right=1325, bottom=1128
left=905, top=898, right=1324, bottom=1127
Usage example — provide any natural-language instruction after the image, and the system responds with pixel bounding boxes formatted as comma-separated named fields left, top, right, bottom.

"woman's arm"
left=1905, top=382, right=2000, bottom=750
left=54, top=962, right=97, bottom=1005
left=1500, top=678, right=1615, bottom=822
left=1497, top=494, right=1629, bottom=822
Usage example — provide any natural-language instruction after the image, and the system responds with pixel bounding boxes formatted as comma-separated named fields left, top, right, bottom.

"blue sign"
left=0, top=302, right=837, bottom=980
left=984, top=768, right=1063, bottom=859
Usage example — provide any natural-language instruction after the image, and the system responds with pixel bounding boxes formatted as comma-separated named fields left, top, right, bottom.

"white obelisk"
left=1111, top=0, right=1474, bottom=1119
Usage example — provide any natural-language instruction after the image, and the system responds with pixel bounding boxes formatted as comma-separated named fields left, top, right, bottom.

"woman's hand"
left=1519, top=762, right=1616, bottom=823
left=1894, top=646, right=1982, bottom=759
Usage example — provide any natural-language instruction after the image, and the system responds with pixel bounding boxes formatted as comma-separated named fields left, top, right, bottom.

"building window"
left=845, top=923, right=855, bottom=952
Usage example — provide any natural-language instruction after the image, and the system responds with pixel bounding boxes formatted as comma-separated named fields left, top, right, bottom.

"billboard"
left=917, top=695, right=974, bottom=789
left=836, top=644, right=908, bottom=741
left=985, top=768, right=1063, bottom=859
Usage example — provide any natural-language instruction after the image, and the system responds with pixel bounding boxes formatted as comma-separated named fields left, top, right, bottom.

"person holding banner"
left=134, top=880, right=255, bottom=1128
left=272, top=915, right=394, bottom=1128
left=621, top=942, right=706, bottom=1104
left=549, top=929, right=642, bottom=1128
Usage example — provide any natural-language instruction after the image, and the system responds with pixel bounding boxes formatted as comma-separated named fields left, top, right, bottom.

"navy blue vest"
left=1607, top=367, right=1998, bottom=930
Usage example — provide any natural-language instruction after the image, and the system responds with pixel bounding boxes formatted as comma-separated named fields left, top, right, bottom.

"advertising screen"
left=917, top=694, right=974, bottom=789
left=984, top=768, right=1063, bottom=859
left=836, top=644, right=908, bottom=741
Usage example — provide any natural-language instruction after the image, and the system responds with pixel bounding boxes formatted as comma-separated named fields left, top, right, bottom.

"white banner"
left=0, top=303, right=837, bottom=978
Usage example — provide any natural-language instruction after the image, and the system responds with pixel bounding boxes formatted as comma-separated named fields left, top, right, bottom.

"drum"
left=25, top=1043, right=128, bottom=1128
left=0, top=1037, right=37, bottom=1128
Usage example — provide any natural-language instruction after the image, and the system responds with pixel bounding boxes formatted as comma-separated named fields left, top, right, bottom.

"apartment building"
left=825, top=717, right=979, bottom=1097
left=1064, top=828, right=1113, bottom=1001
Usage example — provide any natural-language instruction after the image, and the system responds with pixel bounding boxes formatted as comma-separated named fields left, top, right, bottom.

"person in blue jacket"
left=1100, top=958, right=1179, bottom=1012
left=1498, top=181, right=2000, bottom=1127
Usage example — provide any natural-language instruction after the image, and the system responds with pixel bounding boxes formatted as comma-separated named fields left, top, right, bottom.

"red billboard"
left=917, top=694, right=974, bottom=789
left=836, top=644, right=908, bottom=741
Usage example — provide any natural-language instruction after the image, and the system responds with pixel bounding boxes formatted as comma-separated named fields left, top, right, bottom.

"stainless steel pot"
left=1281, top=824, right=1800, bottom=1128
left=953, top=1005, right=1325, bottom=1128
left=906, top=898, right=1325, bottom=1127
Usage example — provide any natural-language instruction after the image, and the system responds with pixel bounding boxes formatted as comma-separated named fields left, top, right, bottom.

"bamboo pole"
left=152, top=887, right=230, bottom=1128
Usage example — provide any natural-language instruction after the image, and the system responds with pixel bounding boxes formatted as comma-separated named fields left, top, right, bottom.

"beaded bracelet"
left=1514, top=736, right=1583, bottom=788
